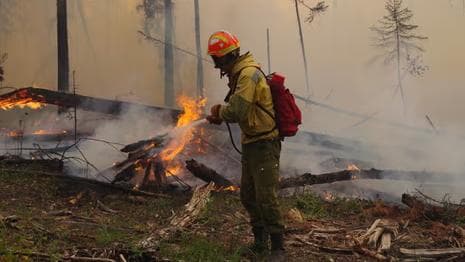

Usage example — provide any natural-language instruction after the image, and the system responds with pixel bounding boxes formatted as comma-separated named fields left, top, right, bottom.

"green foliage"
left=294, top=191, right=364, bottom=219
left=160, top=233, right=242, bottom=262
left=329, top=197, right=364, bottom=218
left=295, top=192, right=328, bottom=219
left=95, top=227, right=126, bottom=246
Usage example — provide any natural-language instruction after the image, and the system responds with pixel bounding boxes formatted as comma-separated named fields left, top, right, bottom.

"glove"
left=206, top=115, right=223, bottom=125
left=210, top=104, right=221, bottom=118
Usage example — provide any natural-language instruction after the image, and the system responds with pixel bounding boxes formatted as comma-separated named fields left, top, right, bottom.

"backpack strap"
left=225, top=65, right=278, bottom=138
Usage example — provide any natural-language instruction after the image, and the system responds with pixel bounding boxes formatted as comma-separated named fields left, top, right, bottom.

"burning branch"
left=0, top=87, right=177, bottom=116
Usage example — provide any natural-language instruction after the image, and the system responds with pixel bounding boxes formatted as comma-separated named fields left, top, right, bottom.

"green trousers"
left=240, top=139, right=284, bottom=234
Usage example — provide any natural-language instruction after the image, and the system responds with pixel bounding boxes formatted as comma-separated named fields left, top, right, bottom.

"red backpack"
left=263, top=72, right=302, bottom=137
left=267, top=73, right=302, bottom=136
left=226, top=67, right=302, bottom=138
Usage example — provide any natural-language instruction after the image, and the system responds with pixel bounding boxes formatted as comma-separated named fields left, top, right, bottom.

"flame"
left=159, top=95, right=207, bottom=175
left=165, top=162, right=182, bottom=177
left=323, top=191, right=336, bottom=202
left=7, top=130, right=23, bottom=137
left=347, top=164, right=361, bottom=172
left=222, top=185, right=240, bottom=192
left=32, top=129, right=67, bottom=135
left=0, top=97, right=44, bottom=110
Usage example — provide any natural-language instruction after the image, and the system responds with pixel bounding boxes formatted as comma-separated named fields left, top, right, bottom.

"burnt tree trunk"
left=57, top=0, right=69, bottom=94
left=280, top=169, right=383, bottom=189
left=164, top=0, right=174, bottom=107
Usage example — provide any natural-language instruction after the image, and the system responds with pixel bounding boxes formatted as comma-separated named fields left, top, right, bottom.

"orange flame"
left=159, top=95, right=207, bottom=174
left=32, top=129, right=67, bottom=135
left=7, top=130, right=23, bottom=137
left=323, top=191, right=336, bottom=202
left=0, top=97, right=44, bottom=110
left=160, top=96, right=206, bottom=162
left=222, top=185, right=240, bottom=192
left=347, top=164, right=361, bottom=172
left=165, top=162, right=182, bottom=177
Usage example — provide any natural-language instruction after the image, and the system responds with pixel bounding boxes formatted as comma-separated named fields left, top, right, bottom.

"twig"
left=0, top=251, right=116, bottom=262
left=166, top=169, right=191, bottom=190
left=138, top=30, right=213, bottom=64
left=425, top=115, right=438, bottom=133
left=294, top=235, right=353, bottom=254
left=96, top=200, right=118, bottom=214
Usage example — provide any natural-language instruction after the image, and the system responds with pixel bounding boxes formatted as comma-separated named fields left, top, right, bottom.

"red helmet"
left=207, top=31, right=240, bottom=57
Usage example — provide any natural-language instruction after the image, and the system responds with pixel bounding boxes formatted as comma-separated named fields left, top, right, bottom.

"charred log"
left=0, top=87, right=180, bottom=117
left=185, top=159, right=234, bottom=187
left=280, top=169, right=383, bottom=189
left=120, top=135, right=167, bottom=153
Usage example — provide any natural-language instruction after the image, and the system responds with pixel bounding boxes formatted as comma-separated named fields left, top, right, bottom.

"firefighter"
left=206, top=30, right=285, bottom=259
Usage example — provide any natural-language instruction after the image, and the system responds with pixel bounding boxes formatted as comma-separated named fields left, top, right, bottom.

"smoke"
left=69, top=105, right=173, bottom=177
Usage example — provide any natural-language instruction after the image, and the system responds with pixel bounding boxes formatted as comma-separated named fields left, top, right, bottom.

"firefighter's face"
left=211, top=55, right=230, bottom=70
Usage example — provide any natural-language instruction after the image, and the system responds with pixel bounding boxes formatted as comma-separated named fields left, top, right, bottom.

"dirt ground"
left=1, top=169, right=465, bottom=261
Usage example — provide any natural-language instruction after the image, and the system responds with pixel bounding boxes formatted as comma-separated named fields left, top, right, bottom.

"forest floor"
left=1, top=168, right=465, bottom=261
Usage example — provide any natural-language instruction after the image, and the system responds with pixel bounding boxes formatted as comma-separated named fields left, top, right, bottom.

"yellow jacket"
left=219, top=53, right=279, bottom=144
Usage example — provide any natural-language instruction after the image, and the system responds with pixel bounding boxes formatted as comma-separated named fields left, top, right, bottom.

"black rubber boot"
left=250, top=227, right=268, bottom=254
left=269, top=233, right=286, bottom=262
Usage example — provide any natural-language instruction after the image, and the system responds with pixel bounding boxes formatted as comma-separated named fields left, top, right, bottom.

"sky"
left=1, top=0, right=464, bottom=138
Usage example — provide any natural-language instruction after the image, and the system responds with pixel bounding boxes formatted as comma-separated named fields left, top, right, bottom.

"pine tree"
left=371, top=0, right=427, bottom=111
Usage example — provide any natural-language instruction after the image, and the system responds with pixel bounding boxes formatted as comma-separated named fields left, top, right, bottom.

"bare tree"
left=298, top=0, right=328, bottom=23
left=294, top=0, right=328, bottom=96
left=0, top=53, right=7, bottom=87
left=371, top=0, right=427, bottom=111
left=137, top=0, right=164, bottom=34
left=0, top=0, right=17, bottom=35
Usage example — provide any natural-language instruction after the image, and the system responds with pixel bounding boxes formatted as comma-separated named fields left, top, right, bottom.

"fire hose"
left=225, top=122, right=242, bottom=155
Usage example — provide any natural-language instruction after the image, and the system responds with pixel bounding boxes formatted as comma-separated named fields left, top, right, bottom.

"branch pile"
left=402, top=193, right=465, bottom=222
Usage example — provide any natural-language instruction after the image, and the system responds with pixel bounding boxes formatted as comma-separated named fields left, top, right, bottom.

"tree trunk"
left=164, top=0, right=174, bottom=107
left=294, top=0, right=312, bottom=95
left=57, top=0, right=69, bottom=94
left=194, top=0, right=204, bottom=98
left=395, top=20, right=405, bottom=114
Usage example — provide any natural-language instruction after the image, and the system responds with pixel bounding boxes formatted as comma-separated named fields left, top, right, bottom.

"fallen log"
left=400, top=247, right=465, bottom=258
left=401, top=193, right=465, bottom=221
left=120, top=135, right=167, bottom=153
left=184, top=159, right=449, bottom=192
left=0, top=87, right=180, bottom=118
left=185, top=159, right=235, bottom=187
left=280, top=170, right=348, bottom=188
left=279, top=169, right=375, bottom=189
